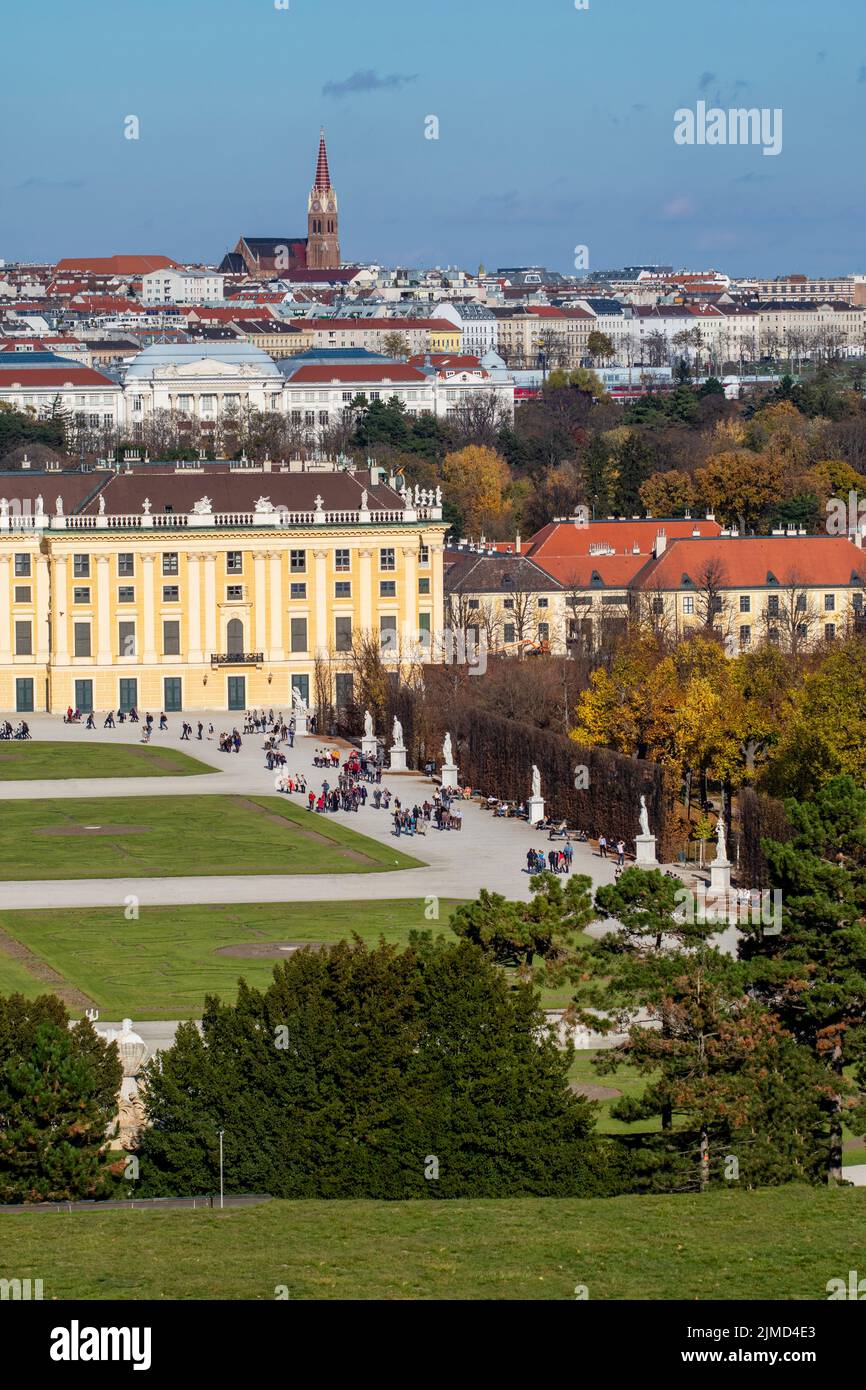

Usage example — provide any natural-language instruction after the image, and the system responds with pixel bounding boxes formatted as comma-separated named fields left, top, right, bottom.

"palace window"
left=73, top=587, right=90, bottom=604
left=118, top=553, right=134, bottom=577
left=290, top=549, right=306, bottom=573
left=226, top=585, right=243, bottom=602
left=380, top=581, right=396, bottom=598
left=335, top=581, right=351, bottom=599
left=226, top=552, right=243, bottom=574
left=290, top=617, right=308, bottom=653
left=14, top=555, right=31, bottom=577
left=14, top=586, right=31, bottom=603
left=290, top=583, right=306, bottom=600
left=162, top=585, right=179, bottom=602
left=118, top=621, right=136, bottom=657
left=73, top=554, right=90, bottom=578
left=335, top=548, right=350, bottom=572
left=118, top=586, right=135, bottom=604
left=14, top=620, right=31, bottom=656
left=380, top=548, right=395, bottom=571
left=73, top=622, right=91, bottom=657
left=163, top=620, right=180, bottom=656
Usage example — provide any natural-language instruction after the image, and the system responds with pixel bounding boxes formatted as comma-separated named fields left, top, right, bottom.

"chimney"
left=654, top=528, right=667, bottom=557
left=515, top=531, right=521, bottom=552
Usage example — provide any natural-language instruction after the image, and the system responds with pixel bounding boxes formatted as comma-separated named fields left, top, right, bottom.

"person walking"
left=616, top=839, right=625, bottom=868
left=598, top=834, right=608, bottom=859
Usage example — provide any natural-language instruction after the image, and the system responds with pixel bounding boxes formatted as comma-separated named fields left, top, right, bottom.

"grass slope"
left=2, top=1188, right=863, bottom=1300
left=0, top=795, right=424, bottom=881
left=0, top=741, right=217, bottom=780
left=0, top=899, right=461, bottom=1018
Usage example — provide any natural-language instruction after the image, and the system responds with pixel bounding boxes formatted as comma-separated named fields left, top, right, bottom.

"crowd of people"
left=393, top=790, right=462, bottom=836
left=0, top=720, right=30, bottom=740
left=39, top=706, right=632, bottom=875
left=526, top=845, right=574, bottom=875
left=243, top=709, right=296, bottom=747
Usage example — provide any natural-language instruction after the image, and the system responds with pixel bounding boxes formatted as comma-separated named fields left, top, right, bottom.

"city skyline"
left=2, top=0, right=865, bottom=275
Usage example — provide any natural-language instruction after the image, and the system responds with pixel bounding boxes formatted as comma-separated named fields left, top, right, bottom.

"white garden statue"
left=639, top=794, right=651, bottom=838
left=392, top=716, right=404, bottom=748
left=364, top=709, right=374, bottom=739
left=442, top=732, right=453, bottom=766
left=531, top=764, right=542, bottom=800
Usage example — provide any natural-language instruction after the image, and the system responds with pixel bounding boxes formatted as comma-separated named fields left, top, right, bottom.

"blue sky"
left=1, top=0, right=864, bottom=274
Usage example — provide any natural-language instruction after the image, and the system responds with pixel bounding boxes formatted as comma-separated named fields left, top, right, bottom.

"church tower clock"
left=307, top=129, right=341, bottom=270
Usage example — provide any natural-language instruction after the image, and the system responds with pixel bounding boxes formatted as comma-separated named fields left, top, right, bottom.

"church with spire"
left=307, top=129, right=340, bottom=270
left=221, top=128, right=347, bottom=281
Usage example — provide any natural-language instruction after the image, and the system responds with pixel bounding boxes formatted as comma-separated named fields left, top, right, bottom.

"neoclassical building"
left=0, top=462, right=446, bottom=714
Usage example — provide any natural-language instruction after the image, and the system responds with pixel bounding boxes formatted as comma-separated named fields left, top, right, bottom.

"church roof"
left=314, top=129, right=332, bottom=190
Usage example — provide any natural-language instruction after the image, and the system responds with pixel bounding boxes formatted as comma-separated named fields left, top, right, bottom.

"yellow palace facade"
left=0, top=462, right=446, bottom=715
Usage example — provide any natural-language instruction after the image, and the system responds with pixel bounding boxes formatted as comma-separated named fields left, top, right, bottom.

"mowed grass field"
left=0, top=899, right=462, bottom=1018
left=2, top=1188, right=864, bottom=1300
left=0, top=795, right=424, bottom=881
left=0, top=741, right=216, bottom=780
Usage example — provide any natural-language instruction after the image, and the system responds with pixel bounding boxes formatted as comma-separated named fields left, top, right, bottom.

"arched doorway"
left=226, top=617, right=244, bottom=656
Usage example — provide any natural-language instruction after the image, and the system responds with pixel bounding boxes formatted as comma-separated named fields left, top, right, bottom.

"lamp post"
left=218, top=1129, right=225, bottom=1210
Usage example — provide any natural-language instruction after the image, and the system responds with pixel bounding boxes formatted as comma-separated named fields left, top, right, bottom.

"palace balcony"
left=210, top=652, right=264, bottom=667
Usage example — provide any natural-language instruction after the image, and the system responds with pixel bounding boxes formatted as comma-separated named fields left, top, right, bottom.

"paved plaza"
left=0, top=714, right=621, bottom=910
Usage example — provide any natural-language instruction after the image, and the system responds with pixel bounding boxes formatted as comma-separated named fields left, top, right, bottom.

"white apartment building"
left=140, top=269, right=225, bottom=305
left=434, top=301, right=498, bottom=357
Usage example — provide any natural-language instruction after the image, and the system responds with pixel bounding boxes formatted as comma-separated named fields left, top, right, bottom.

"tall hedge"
left=736, top=787, right=794, bottom=888
left=458, top=709, right=673, bottom=855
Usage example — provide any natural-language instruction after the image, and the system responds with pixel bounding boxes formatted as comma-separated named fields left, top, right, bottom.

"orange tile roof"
left=633, top=536, right=866, bottom=590
left=56, top=256, right=179, bottom=275
left=535, top=553, right=649, bottom=587
left=527, top=517, right=722, bottom=559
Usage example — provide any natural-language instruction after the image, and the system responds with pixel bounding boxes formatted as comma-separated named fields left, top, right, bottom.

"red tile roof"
left=185, top=305, right=277, bottom=321
left=286, top=364, right=428, bottom=384
left=0, top=368, right=118, bottom=388
left=55, top=256, right=180, bottom=275
left=69, top=296, right=145, bottom=314
left=633, top=536, right=866, bottom=590
left=535, top=553, right=650, bottom=587
left=527, top=517, right=722, bottom=560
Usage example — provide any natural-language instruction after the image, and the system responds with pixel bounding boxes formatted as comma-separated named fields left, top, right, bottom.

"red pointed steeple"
left=314, top=128, right=331, bottom=191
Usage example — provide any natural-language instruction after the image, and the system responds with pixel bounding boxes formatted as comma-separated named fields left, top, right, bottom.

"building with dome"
left=123, top=341, right=285, bottom=427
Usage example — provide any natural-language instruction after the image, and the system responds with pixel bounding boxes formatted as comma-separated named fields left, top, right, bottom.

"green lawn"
left=567, top=1049, right=660, bottom=1135
left=0, top=795, right=424, bottom=881
left=0, top=951, right=47, bottom=999
left=0, top=899, right=462, bottom=1019
left=1, top=1187, right=863, bottom=1300
left=0, top=741, right=217, bottom=780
